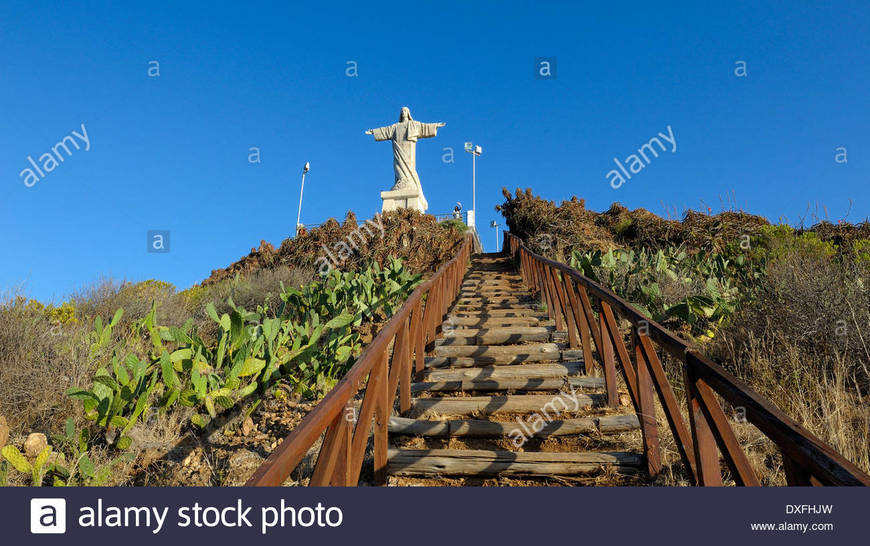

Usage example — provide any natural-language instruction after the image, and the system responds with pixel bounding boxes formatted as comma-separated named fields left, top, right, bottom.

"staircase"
left=386, top=253, right=647, bottom=485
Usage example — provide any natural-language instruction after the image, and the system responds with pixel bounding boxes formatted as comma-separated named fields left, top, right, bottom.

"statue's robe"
left=371, top=120, right=440, bottom=192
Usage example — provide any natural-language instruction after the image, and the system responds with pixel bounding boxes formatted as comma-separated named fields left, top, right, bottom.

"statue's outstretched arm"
left=416, top=121, right=445, bottom=138
left=367, top=125, right=394, bottom=141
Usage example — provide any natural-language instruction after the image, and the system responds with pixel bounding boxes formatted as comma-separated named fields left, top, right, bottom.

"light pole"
left=464, top=142, right=482, bottom=227
left=490, top=220, right=500, bottom=253
left=295, top=162, right=310, bottom=237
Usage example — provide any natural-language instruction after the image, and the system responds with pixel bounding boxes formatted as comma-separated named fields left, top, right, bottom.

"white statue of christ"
left=365, top=107, right=445, bottom=196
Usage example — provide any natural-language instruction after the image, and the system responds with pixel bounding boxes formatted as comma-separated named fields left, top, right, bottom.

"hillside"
left=497, top=188, right=870, bottom=480
left=497, top=188, right=870, bottom=259
left=202, top=209, right=466, bottom=286
left=0, top=210, right=466, bottom=486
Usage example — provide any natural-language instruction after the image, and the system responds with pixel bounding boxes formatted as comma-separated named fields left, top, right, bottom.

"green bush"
left=66, top=258, right=422, bottom=444
left=440, top=218, right=468, bottom=232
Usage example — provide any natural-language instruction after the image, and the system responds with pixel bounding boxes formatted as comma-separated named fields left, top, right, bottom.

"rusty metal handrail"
left=503, top=231, right=869, bottom=486
left=246, top=234, right=473, bottom=486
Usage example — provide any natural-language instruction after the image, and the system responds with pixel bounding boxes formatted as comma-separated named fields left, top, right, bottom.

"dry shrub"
left=709, top=249, right=870, bottom=474
left=73, top=278, right=182, bottom=326
left=497, top=187, right=772, bottom=260
left=496, top=189, right=615, bottom=260
left=201, top=209, right=465, bottom=286
left=0, top=295, right=92, bottom=433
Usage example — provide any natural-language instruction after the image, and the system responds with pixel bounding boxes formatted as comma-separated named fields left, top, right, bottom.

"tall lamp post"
left=464, top=142, right=482, bottom=227
left=490, top=220, right=500, bottom=253
left=295, top=162, right=310, bottom=237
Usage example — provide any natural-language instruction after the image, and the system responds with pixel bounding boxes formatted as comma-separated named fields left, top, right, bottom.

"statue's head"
left=399, top=107, right=412, bottom=122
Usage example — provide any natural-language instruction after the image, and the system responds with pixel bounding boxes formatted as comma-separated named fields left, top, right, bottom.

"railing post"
left=426, top=283, right=441, bottom=349
left=531, top=254, right=541, bottom=294
left=539, top=263, right=560, bottom=328
left=373, top=347, right=390, bottom=485
left=439, top=274, right=449, bottom=318
left=518, top=248, right=526, bottom=285
left=520, top=249, right=532, bottom=287
left=598, top=309, right=619, bottom=408
left=413, top=299, right=425, bottom=375
left=686, top=353, right=760, bottom=486
left=637, top=333, right=698, bottom=482
left=399, top=319, right=412, bottom=413
left=600, top=302, right=638, bottom=403
left=633, top=329, right=662, bottom=477
left=564, top=278, right=594, bottom=371
left=684, top=363, right=723, bottom=486
left=782, top=453, right=815, bottom=486
left=310, top=409, right=352, bottom=486
left=552, top=270, right=579, bottom=348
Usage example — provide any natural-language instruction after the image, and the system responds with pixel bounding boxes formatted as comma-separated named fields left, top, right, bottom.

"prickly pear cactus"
left=1, top=445, right=32, bottom=473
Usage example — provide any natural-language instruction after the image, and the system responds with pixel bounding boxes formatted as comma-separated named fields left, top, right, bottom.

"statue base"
left=381, top=187, right=428, bottom=213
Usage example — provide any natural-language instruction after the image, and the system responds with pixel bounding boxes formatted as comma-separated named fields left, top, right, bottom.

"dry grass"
left=0, top=296, right=92, bottom=433
left=0, top=263, right=314, bottom=451
left=646, top=251, right=870, bottom=484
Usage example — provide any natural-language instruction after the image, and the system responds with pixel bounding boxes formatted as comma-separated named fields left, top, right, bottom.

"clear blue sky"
left=2, top=1, right=868, bottom=302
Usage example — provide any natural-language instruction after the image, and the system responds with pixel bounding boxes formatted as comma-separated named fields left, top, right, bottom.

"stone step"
left=388, top=414, right=640, bottom=438
left=387, top=448, right=642, bottom=477
left=409, top=393, right=605, bottom=417
left=436, top=326, right=552, bottom=345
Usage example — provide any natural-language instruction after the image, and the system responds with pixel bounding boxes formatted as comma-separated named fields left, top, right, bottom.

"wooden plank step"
left=463, top=275, right=522, bottom=280
left=459, top=295, right=528, bottom=299
left=458, top=293, right=528, bottom=300
left=450, top=309, right=546, bottom=318
left=437, top=326, right=552, bottom=345
left=412, top=376, right=602, bottom=393
left=459, top=288, right=527, bottom=294
left=461, top=279, right=524, bottom=285
left=434, top=343, right=560, bottom=362
left=389, top=414, right=640, bottom=437
left=423, top=362, right=584, bottom=382
left=410, top=393, right=605, bottom=417
left=411, top=377, right=605, bottom=394
left=453, top=303, right=540, bottom=311
left=423, top=355, right=573, bottom=369
left=461, top=281, right=525, bottom=287
left=387, top=449, right=642, bottom=477
left=412, top=378, right=565, bottom=393
left=446, top=316, right=540, bottom=328
left=460, top=286, right=526, bottom=293
left=456, top=297, right=530, bottom=305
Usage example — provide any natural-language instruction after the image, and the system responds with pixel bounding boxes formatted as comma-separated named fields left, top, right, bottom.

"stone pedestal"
left=381, top=187, right=428, bottom=213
